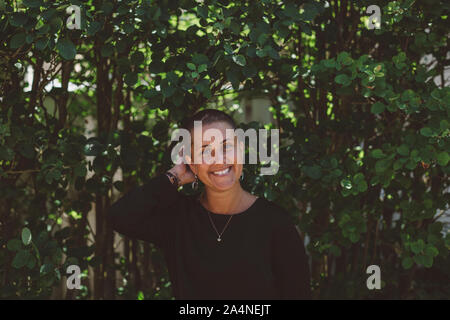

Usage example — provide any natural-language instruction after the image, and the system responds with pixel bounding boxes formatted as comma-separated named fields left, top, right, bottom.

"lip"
left=210, top=165, right=233, bottom=176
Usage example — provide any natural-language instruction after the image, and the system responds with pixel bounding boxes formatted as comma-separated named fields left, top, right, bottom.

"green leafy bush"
left=0, top=0, right=449, bottom=299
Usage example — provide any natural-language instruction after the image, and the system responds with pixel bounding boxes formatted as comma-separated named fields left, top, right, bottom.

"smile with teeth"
left=211, top=166, right=232, bottom=176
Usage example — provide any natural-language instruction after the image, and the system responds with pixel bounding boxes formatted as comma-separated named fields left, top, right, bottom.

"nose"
left=210, top=149, right=224, bottom=165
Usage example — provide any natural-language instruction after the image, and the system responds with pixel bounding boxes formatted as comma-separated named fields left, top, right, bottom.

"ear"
left=188, top=164, right=198, bottom=175
left=185, top=154, right=192, bottom=164
left=184, top=155, right=195, bottom=174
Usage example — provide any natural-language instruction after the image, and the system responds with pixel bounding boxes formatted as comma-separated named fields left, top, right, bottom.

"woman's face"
left=186, top=121, right=244, bottom=192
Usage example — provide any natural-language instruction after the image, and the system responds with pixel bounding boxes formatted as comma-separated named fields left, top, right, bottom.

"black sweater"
left=107, top=174, right=311, bottom=300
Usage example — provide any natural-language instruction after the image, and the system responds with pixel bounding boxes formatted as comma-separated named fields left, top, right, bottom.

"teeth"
left=213, top=167, right=231, bottom=175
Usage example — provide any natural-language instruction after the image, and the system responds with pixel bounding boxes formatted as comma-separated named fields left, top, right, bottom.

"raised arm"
left=271, top=211, right=312, bottom=300
left=107, top=165, right=195, bottom=248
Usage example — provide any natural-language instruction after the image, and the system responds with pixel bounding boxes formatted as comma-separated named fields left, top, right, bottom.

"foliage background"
left=0, top=0, right=449, bottom=299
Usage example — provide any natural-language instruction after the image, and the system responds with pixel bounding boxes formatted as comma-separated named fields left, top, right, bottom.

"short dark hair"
left=180, top=109, right=236, bottom=133
left=166, top=109, right=237, bottom=164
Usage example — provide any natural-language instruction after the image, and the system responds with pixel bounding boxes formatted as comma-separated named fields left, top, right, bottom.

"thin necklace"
left=200, top=192, right=240, bottom=242
left=207, top=211, right=233, bottom=242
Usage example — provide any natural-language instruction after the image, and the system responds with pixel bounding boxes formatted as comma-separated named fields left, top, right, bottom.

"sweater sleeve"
left=107, top=174, right=185, bottom=249
left=271, top=211, right=312, bottom=300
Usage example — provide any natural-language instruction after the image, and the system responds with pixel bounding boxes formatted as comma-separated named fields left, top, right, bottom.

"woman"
left=108, top=109, right=311, bottom=300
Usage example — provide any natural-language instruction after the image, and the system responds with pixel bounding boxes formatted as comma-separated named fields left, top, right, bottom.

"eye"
left=202, top=147, right=212, bottom=156
left=224, top=143, right=234, bottom=150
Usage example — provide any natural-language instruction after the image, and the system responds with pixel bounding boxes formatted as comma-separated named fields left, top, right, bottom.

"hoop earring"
left=192, top=174, right=199, bottom=190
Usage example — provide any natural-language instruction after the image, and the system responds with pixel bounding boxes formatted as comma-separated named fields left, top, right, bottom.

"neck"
left=201, top=183, right=246, bottom=214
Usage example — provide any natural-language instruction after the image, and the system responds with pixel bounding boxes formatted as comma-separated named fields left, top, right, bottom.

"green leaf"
left=197, top=64, right=207, bottom=73
left=353, top=172, right=365, bottom=183
left=257, top=33, right=269, bottom=46
left=323, top=59, right=335, bottom=68
left=410, top=239, right=424, bottom=254
left=101, top=2, right=114, bottom=15
left=194, top=79, right=212, bottom=99
left=23, top=0, right=43, bottom=8
left=349, top=233, right=359, bottom=243
left=413, top=254, right=425, bottom=266
left=7, top=239, right=22, bottom=251
left=424, top=244, right=439, bottom=258
left=423, top=255, right=433, bottom=268
left=396, top=144, right=410, bottom=156
left=371, top=102, right=386, bottom=114
left=56, top=39, right=77, bottom=60
left=232, top=54, right=246, bottom=67
left=74, top=163, right=87, bottom=177
left=375, top=159, right=391, bottom=173
left=21, top=227, right=32, bottom=246
left=18, top=142, right=35, bottom=159
left=40, top=263, right=54, bottom=275
left=357, top=180, right=368, bottom=192
left=256, top=48, right=267, bottom=57
left=401, top=256, right=413, bottom=269
left=45, top=168, right=61, bottom=184
left=186, top=62, right=196, bottom=71
left=243, top=64, right=257, bottom=78
left=25, top=33, right=34, bottom=44
left=225, top=69, right=240, bottom=89
left=197, top=6, right=208, bottom=19
left=302, top=165, right=322, bottom=180
left=300, top=3, right=319, bottom=21
left=330, top=245, right=341, bottom=257
left=35, top=38, right=49, bottom=51
left=331, top=168, right=342, bottom=177
left=436, top=152, right=449, bottom=166
left=353, top=173, right=368, bottom=192
left=0, top=146, right=14, bottom=161
left=393, top=159, right=404, bottom=170
left=440, top=119, right=449, bottom=131
left=192, top=53, right=209, bottom=65
left=284, top=2, right=300, bottom=19
left=26, top=255, right=36, bottom=269
left=10, top=13, right=28, bottom=27
left=334, top=74, right=350, bottom=85
left=420, top=127, right=433, bottom=137
left=10, top=33, right=27, bottom=49
left=87, top=21, right=102, bottom=35
left=12, top=250, right=31, bottom=269
left=370, top=149, right=385, bottom=159
left=101, top=44, right=114, bottom=57
left=124, top=72, right=138, bottom=86
left=340, top=178, right=352, bottom=189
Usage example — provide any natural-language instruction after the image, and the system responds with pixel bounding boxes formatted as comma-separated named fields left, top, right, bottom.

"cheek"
left=235, top=164, right=243, bottom=176
left=224, top=149, right=234, bottom=161
left=198, top=164, right=210, bottom=176
left=225, top=147, right=239, bottom=162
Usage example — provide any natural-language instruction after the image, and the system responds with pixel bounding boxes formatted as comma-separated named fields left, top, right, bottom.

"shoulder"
left=256, top=198, right=305, bottom=249
left=256, top=197, right=296, bottom=229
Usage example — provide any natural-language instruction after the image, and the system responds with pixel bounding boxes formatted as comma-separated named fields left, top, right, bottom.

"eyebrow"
left=201, top=138, right=230, bottom=148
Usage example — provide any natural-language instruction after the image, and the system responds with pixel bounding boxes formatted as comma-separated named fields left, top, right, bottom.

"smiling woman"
left=107, top=109, right=311, bottom=300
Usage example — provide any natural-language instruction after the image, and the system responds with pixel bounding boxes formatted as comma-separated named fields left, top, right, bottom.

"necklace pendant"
left=217, top=237, right=221, bottom=242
